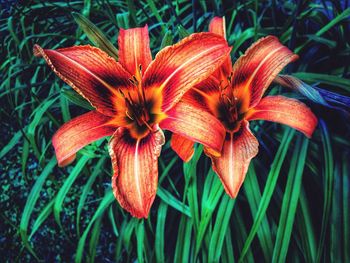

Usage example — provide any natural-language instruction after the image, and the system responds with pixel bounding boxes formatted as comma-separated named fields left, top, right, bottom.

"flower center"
left=117, top=65, right=165, bottom=139
left=122, top=75, right=152, bottom=128
left=215, top=73, right=245, bottom=132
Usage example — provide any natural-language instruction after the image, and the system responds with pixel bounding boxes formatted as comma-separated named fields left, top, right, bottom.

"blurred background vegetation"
left=1, top=0, right=349, bottom=262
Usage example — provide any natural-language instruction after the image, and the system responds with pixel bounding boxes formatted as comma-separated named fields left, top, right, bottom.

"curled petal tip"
left=170, top=134, right=195, bottom=162
left=33, top=44, right=42, bottom=57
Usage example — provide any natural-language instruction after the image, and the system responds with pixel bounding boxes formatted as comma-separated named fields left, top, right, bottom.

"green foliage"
left=1, top=0, right=349, bottom=262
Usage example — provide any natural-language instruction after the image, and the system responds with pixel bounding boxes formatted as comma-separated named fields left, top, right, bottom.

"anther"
left=119, top=89, right=125, bottom=97
left=132, top=75, right=139, bottom=85
left=227, top=72, right=233, bottom=83
left=139, top=64, right=142, bottom=76
left=142, top=119, right=153, bottom=132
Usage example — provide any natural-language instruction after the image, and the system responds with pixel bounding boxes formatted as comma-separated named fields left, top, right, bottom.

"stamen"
left=141, top=84, right=147, bottom=105
left=119, top=88, right=125, bottom=97
left=125, top=111, right=134, bottom=120
left=222, top=93, right=232, bottom=104
left=128, top=77, right=138, bottom=86
left=227, top=72, right=233, bottom=83
left=139, top=64, right=142, bottom=76
left=142, top=119, right=153, bottom=132
left=127, top=92, right=136, bottom=105
left=132, top=75, right=139, bottom=85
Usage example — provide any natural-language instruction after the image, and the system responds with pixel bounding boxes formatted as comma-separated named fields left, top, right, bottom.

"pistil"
left=119, top=65, right=153, bottom=133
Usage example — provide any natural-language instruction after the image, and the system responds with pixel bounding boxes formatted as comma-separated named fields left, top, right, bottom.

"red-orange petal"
left=246, top=95, right=318, bottom=138
left=143, top=32, right=231, bottom=112
left=52, top=111, right=117, bottom=167
left=180, top=76, right=221, bottom=114
left=209, top=16, right=232, bottom=79
left=109, top=127, right=165, bottom=218
left=160, top=101, right=226, bottom=156
left=209, top=16, right=226, bottom=38
left=118, top=25, right=152, bottom=78
left=170, top=134, right=195, bottom=162
left=207, top=121, right=259, bottom=198
left=232, top=36, right=298, bottom=110
left=34, top=45, right=131, bottom=116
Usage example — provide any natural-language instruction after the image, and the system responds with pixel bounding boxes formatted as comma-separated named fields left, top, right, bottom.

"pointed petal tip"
left=111, top=173, right=152, bottom=219
left=33, top=44, right=42, bottom=57
left=226, top=187, right=239, bottom=199
left=56, top=154, right=76, bottom=167
left=170, top=134, right=195, bottom=162
left=209, top=16, right=226, bottom=39
left=247, top=95, right=318, bottom=138
left=207, top=122, right=259, bottom=201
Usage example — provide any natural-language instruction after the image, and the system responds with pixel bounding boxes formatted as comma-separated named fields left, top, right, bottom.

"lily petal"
left=118, top=25, right=152, bottom=78
left=180, top=76, right=221, bottom=114
left=170, top=134, right=195, bottom=162
left=52, top=111, right=117, bottom=167
left=160, top=101, right=226, bottom=156
left=34, top=45, right=131, bottom=116
left=209, top=16, right=232, bottom=79
left=143, top=32, right=231, bottom=112
left=209, top=16, right=226, bottom=38
left=232, top=36, right=298, bottom=110
left=246, top=95, right=318, bottom=137
left=207, top=121, right=259, bottom=198
left=109, top=127, right=165, bottom=218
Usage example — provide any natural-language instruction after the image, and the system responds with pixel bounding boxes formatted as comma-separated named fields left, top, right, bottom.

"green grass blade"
left=28, top=199, right=55, bottom=240
left=75, top=190, right=115, bottom=263
left=316, top=120, right=334, bottom=262
left=54, top=155, right=90, bottom=232
left=174, top=216, right=192, bottom=262
left=61, top=89, right=94, bottom=111
left=160, top=30, right=173, bottom=49
left=223, top=225, right=235, bottom=263
left=343, top=157, right=349, bottom=262
left=293, top=72, right=350, bottom=92
left=272, top=136, right=309, bottom=262
left=157, top=186, right=191, bottom=217
left=243, top=164, right=273, bottom=262
left=145, top=0, right=165, bottom=32
left=88, top=216, right=102, bottom=262
left=20, top=157, right=56, bottom=260
left=177, top=25, right=190, bottom=39
left=125, top=0, right=138, bottom=27
left=330, top=162, right=341, bottom=262
left=233, top=206, right=255, bottom=262
left=208, top=194, right=235, bottom=262
left=230, top=28, right=255, bottom=55
left=136, top=220, right=145, bottom=263
left=27, top=97, right=58, bottom=159
left=183, top=145, right=202, bottom=235
left=72, top=12, right=119, bottom=60
left=239, top=128, right=296, bottom=262
left=195, top=171, right=224, bottom=257
left=76, top=157, right=106, bottom=236
left=108, top=206, right=119, bottom=238
left=296, top=188, right=317, bottom=262
left=0, top=130, right=22, bottom=159
left=295, top=8, right=350, bottom=53
left=155, top=202, right=167, bottom=263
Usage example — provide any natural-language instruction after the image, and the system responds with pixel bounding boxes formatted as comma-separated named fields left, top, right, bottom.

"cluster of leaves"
left=0, top=0, right=349, bottom=262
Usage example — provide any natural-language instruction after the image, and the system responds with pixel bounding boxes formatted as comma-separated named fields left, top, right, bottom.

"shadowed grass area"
left=0, top=0, right=349, bottom=262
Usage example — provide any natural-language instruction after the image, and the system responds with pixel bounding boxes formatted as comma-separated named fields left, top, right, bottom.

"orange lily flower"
left=171, top=17, right=318, bottom=198
left=34, top=26, right=231, bottom=218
